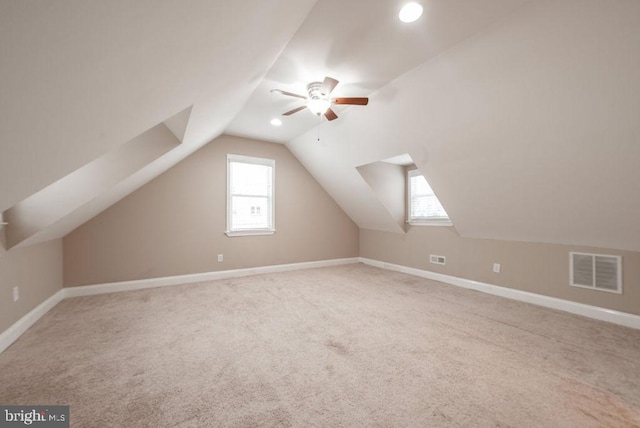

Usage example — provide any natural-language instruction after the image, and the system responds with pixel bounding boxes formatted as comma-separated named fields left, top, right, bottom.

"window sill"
left=225, top=229, right=276, bottom=237
left=407, top=221, right=453, bottom=227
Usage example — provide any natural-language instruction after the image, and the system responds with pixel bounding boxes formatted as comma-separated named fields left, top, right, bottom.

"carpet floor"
left=1, top=263, right=639, bottom=427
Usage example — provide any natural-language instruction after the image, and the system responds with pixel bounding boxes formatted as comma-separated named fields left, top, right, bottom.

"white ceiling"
left=0, top=0, right=316, bottom=214
left=226, top=0, right=530, bottom=143
left=2, top=0, right=639, bottom=252
left=0, top=0, right=316, bottom=247
left=288, top=0, right=640, bottom=252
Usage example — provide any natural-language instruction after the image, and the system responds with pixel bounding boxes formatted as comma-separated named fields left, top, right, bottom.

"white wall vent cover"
left=430, top=255, right=446, bottom=265
left=570, top=252, right=622, bottom=294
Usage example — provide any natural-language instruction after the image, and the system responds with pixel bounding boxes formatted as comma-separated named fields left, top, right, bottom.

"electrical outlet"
left=429, top=255, right=446, bottom=265
left=217, top=254, right=223, bottom=262
left=493, top=263, right=501, bottom=273
left=12, top=286, right=19, bottom=302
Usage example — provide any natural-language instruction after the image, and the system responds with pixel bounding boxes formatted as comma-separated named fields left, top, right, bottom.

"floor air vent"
left=570, top=252, right=622, bottom=293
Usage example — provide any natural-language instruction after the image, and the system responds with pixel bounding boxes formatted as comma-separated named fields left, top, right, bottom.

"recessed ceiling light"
left=399, top=2, right=423, bottom=23
left=270, top=118, right=282, bottom=126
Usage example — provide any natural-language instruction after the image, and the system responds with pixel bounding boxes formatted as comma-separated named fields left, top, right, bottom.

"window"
left=407, top=169, right=451, bottom=226
left=226, top=154, right=275, bottom=236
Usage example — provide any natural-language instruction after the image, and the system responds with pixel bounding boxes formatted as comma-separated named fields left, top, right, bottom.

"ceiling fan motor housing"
left=307, top=82, right=326, bottom=99
left=275, top=76, right=367, bottom=120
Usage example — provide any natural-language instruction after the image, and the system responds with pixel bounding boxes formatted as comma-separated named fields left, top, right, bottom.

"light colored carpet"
left=1, top=263, right=639, bottom=427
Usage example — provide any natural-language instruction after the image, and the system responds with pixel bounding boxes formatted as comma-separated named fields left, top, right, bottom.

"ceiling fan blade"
left=321, top=77, right=339, bottom=96
left=324, top=108, right=338, bottom=121
left=271, top=89, right=307, bottom=100
left=282, top=105, right=307, bottom=116
left=333, top=97, right=369, bottom=105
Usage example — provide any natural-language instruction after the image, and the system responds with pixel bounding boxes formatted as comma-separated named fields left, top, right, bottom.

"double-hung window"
left=226, top=154, right=275, bottom=236
left=407, top=169, right=451, bottom=226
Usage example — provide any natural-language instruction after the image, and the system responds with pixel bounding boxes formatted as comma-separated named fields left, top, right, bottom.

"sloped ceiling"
left=227, top=0, right=530, bottom=143
left=0, top=0, right=317, bottom=213
left=0, top=0, right=316, bottom=247
left=2, top=0, right=639, bottom=253
left=288, top=0, right=640, bottom=252
left=4, top=123, right=180, bottom=248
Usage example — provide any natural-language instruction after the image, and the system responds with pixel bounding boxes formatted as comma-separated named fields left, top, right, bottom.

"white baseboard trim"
left=359, top=257, right=640, bottom=330
left=5, top=256, right=636, bottom=356
left=0, top=258, right=359, bottom=354
left=0, top=289, right=66, bottom=354
left=64, top=258, right=359, bottom=298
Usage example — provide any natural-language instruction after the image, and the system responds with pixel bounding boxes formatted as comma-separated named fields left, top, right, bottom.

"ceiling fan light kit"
left=271, top=76, right=369, bottom=122
left=307, top=98, right=331, bottom=115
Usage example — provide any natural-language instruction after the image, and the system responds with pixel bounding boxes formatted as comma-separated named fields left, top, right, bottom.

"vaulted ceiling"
left=2, top=0, right=639, bottom=252
left=0, top=0, right=317, bottom=246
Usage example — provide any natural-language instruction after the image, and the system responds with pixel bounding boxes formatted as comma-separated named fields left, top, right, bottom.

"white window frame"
left=226, top=154, right=275, bottom=237
left=407, top=169, right=452, bottom=226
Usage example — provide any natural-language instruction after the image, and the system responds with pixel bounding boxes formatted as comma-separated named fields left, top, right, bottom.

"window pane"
left=231, top=196, right=270, bottom=229
left=410, top=175, right=431, bottom=197
left=409, top=172, right=449, bottom=221
left=230, top=163, right=272, bottom=196
left=411, top=195, right=448, bottom=218
left=227, top=155, right=274, bottom=233
left=227, top=155, right=275, bottom=233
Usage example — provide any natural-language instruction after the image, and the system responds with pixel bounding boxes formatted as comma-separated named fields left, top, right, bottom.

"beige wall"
left=0, top=239, right=63, bottom=332
left=360, top=227, right=640, bottom=315
left=63, top=135, right=359, bottom=286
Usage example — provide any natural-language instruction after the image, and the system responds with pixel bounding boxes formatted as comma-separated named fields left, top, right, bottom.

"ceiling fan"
left=271, top=76, right=368, bottom=121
